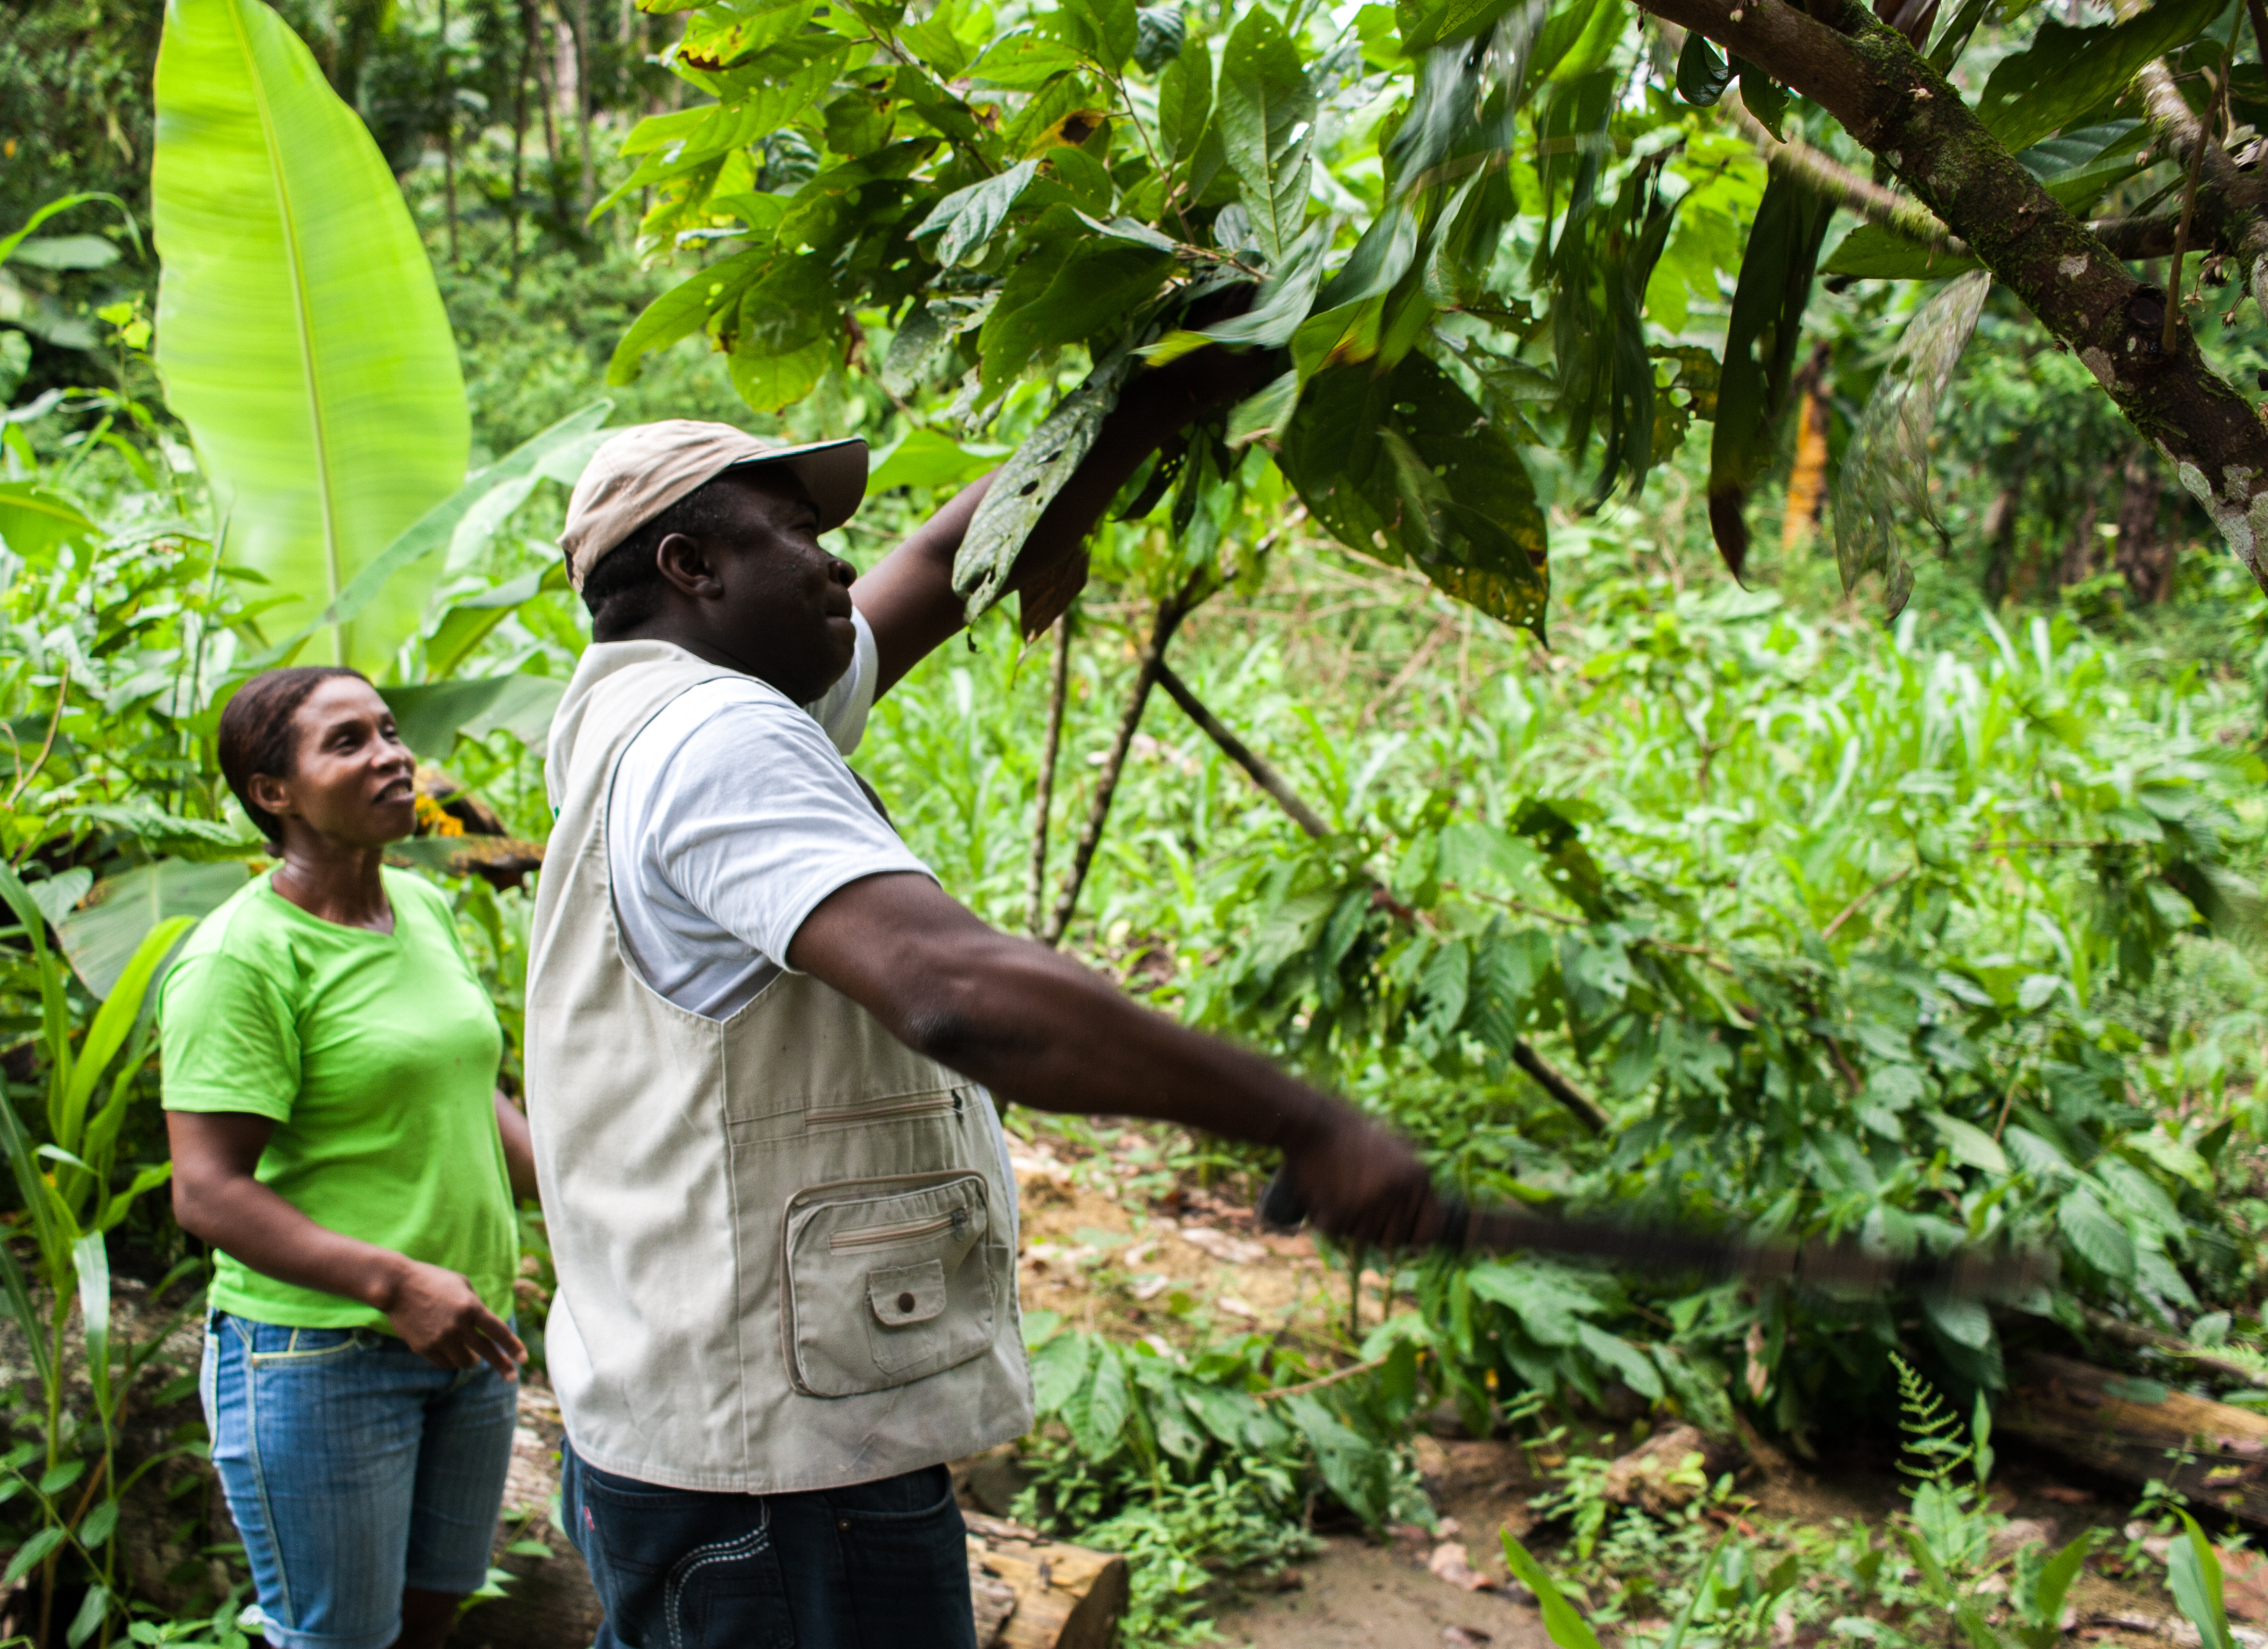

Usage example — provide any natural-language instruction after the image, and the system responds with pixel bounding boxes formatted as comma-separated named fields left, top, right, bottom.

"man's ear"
left=653, top=532, right=727, bottom=601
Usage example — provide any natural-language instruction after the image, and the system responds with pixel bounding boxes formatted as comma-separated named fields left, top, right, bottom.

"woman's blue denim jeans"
left=199, top=1310, right=518, bottom=1649
left=562, top=1442, right=977, bottom=1648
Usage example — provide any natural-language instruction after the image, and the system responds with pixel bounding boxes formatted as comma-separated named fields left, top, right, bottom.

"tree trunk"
left=2115, top=447, right=2173, bottom=604
left=1778, top=346, right=1831, bottom=556
left=510, top=3, right=534, bottom=285
left=1979, top=459, right=2027, bottom=607
left=2057, top=499, right=2101, bottom=589
left=535, top=4, right=561, bottom=187
left=573, top=0, right=595, bottom=219
left=1026, top=614, right=1073, bottom=940
left=2001, top=1353, right=2268, bottom=1529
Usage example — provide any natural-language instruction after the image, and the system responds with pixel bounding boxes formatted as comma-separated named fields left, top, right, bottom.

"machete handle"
left=1258, top=1169, right=1306, bottom=1232
left=1257, top=1168, right=1472, bottom=1247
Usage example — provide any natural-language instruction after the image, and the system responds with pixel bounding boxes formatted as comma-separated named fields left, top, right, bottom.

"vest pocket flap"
left=868, top=1260, right=947, bottom=1326
left=783, top=1174, right=998, bottom=1398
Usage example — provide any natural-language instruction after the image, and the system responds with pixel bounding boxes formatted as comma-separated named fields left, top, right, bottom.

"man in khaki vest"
left=526, top=359, right=1440, bottom=1647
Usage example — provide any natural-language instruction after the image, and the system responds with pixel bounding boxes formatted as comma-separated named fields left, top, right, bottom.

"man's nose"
left=830, top=557, right=856, bottom=585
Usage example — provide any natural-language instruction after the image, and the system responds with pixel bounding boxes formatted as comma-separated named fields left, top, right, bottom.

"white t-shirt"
left=606, top=609, right=934, bottom=1020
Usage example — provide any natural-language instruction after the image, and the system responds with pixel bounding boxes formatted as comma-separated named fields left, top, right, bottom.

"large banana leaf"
left=57, top=859, right=249, bottom=999
left=152, top=0, right=469, bottom=672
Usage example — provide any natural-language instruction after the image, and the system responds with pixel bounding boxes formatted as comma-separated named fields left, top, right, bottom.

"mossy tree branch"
left=1636, top=0, right=2268, bottom=587
left=1725, top=90, right=2184, bottom=259
left=2110, top=0, right=2268, bottom=316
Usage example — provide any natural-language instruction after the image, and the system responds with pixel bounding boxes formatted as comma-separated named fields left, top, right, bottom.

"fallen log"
left=963, top=1512, right=1131, bottom=1649
left=448, top=1395, right=1128, bottom=1648
left=2000, top=1353, right=2268, bottom=1527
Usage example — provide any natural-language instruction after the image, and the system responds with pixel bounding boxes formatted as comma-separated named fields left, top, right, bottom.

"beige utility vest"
left=525, top=640, right=1032, bottom=1493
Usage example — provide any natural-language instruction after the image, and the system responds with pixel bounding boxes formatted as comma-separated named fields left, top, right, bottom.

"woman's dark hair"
left=218, top=667, right=370, bottom=843
left=580, top=473, right=755, bottom=632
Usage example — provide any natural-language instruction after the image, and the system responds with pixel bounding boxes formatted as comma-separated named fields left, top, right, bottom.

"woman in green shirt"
left=161, top=666, right=538, bottom=1649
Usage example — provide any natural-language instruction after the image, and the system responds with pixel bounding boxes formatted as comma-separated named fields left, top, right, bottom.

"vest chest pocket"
left=783, top=1176, right=996, bottom=1398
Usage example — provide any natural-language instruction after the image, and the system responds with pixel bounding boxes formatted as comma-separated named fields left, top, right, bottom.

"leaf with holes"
left=953, top=345, right=1134, bottom=630
left=1833, top=269, right=1991, bottom=618
left=1279, top=351, right=1548, bottom=634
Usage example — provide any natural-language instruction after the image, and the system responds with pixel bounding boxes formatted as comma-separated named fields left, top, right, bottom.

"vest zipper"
left=805, top=1093, right=959, bottom=1126
left=830, top=1207, right=968, bottom=1251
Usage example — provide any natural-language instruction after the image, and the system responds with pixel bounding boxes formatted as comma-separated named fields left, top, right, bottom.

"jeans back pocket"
left=783, top=1175, right=994, bottom=1398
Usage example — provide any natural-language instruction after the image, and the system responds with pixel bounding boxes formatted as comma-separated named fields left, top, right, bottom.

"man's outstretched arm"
left=852, top=341, right=1282, bottom=697
left=787, top=869, right=1440, bottom=1247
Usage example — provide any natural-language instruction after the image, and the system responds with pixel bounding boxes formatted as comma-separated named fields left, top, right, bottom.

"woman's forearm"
left=176, top=1173, right=415, bottom=1312
left=494, top=1091, right=539, bottom=1201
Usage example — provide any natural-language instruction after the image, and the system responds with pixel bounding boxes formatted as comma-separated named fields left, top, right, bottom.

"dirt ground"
left=1001, top=1129, right=2216, bottom=1649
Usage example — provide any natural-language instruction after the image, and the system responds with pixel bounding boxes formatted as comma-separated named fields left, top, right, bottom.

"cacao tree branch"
left=1153, top=662, right=1332, bottom=838
left=1041, top=586, right=1199, bottom=948
left=2114, top=0, right=2268, bottom=317
left=1154, top=666, right=1611, bottom=1136
left=1731, top=92, right=2182, bottom=259
left=1634, top=0, right=2268, bottom=588
left=1728, top=90, right=1951, bottom=247
left=1026, top=612, right=1074, bottom=938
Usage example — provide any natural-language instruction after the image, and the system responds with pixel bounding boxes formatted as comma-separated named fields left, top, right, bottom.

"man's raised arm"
left=786, top=868, right=1441, bottom=1247
left=852, top=341, right=1281, bottom=697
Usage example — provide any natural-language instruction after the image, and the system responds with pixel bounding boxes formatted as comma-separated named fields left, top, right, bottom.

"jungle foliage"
left=9, top=0, right=2268, bottom=1638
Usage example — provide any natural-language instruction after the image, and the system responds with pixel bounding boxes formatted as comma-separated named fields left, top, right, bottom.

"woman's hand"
left=375, top=1256, right=527, bottom=1378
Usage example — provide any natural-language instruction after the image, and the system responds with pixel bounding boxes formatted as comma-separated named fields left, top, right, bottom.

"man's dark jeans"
left=562, top=1442, right=978, bottom=1649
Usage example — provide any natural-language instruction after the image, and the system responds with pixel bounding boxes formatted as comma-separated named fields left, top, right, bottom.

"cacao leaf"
left=1279, top=352, right=1548, bottom=636
left=1977, top=0, right=2221, bottom=154
left=1706, top=174, right=1834, bottom=580
left=1218, top=8, right=1318, bottom=265
left=1674, top=29, right=1730, bottom=105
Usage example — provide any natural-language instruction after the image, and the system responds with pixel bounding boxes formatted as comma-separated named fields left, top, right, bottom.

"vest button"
left=896, top=1292, right=916, bottom=1313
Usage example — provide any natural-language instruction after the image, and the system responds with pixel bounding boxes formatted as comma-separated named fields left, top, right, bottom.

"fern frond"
left=1892, top=1353, right=1973, bottom=1484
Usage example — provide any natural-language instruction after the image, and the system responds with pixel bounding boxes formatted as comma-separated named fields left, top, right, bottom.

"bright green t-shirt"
left=159, top=868, right=517, bottom=1332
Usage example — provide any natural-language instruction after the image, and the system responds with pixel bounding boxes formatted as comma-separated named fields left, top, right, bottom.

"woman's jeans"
left=200, top=1310, right=518, bottom=1649
left=562, top=1442, right=977, bottom=1649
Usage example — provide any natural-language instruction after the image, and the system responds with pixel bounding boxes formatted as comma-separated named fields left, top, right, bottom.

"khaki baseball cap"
left=558, top=420, right=868, bottom=592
